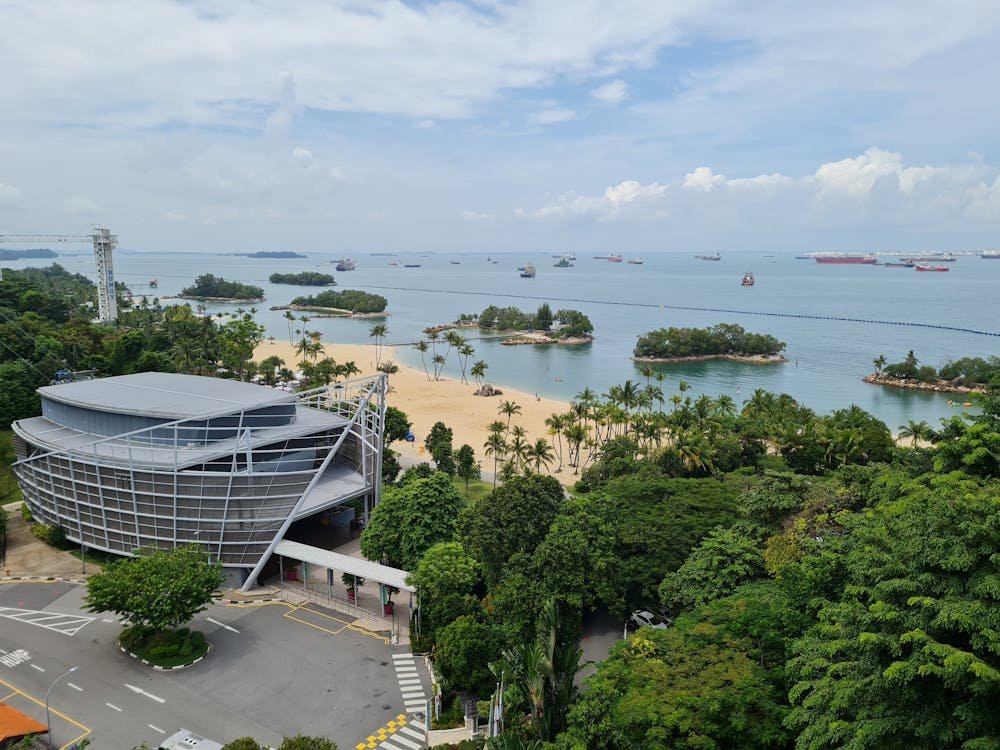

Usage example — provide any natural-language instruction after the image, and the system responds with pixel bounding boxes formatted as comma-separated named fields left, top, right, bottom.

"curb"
left=0, top=576, right=86, bottom=584
left=118, top=642, right=213, bottom=671
left=214, top=597, right=283, bottom=605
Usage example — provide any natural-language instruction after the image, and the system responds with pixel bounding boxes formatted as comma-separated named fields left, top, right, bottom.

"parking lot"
left=0, top=581, right=428, bottom=748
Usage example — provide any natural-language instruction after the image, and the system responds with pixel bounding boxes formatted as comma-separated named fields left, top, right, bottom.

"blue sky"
left=1, top=0, right=999, bottom=253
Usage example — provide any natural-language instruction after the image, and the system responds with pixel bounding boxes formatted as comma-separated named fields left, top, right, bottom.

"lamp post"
left=45, top=666, right=78, bottom=749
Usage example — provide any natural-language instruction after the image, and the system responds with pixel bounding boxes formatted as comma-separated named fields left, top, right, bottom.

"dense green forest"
left=237, top=251, right=306, bottom=259
left=635, top=322, right=786, bottom=359
left=873, top=350, right=1000, bottom=387
left=290, top=289, right=388, bottom=313
left=362, top=373, right=1000, bottom=749
left=269, top=272, right=336, bottom=286
left=0, top=248, right=57, bottom=260
left=180, top=273, right=264, bottom=300
left=474, top=303, right=593, bottom=338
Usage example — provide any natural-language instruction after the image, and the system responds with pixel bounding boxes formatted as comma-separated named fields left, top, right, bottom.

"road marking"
left=0, top=649, right=31, bottom=668
left=102, top=618, right=114, bottom=623
left=391, top=653, right=412, bottom=660
left=67, top=682, right=83, bottom=692
left=106, top=702, right=122, bottom=712
left=206, top=617, right=240, bottom=633
left=399, top=725, right=423, bottom=740
left=125, top=683, right=166, bottom=704
left=149, top=724, right=166, bottom=734
left=30, top=664, right=45, bottom=673
left=0, top=677, right=92, bottom=748
left=0, top=606, right=95, bottom=636
left=388, top=734, right=421, bottom=750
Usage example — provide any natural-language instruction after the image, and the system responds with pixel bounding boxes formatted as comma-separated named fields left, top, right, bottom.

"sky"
left=1, top=0, right=1000, bottom=253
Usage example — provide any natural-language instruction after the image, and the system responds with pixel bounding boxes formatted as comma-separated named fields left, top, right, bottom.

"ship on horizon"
left=814, top=253, right=877, bottom=264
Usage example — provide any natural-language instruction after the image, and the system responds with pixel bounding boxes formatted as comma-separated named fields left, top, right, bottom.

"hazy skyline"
left=2, top=0, right=999, bottom=253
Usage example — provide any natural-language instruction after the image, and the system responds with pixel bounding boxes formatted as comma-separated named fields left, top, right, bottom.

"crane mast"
left=0, top=227, right=119, bottom=322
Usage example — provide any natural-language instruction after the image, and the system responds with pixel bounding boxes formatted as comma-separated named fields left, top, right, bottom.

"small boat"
left=814, top=253, right=877, bottom=264
left=520, top=263, right=536, bottom=278
left=696, top=253, right=721, bottom=261
left=915, top=264, right=949, bottom=272
left=795, top=255, right=812, bottom=260
left=387, top=261, right=399, bottom=266
left=148, top=278, right=158, bottom=288
left=903, top=255, right=956, bottom=263
left=450, top=261, right=460, bottom=265
left=403, top=263, right=421, bottom=268
left=608, top=254, right=623, bottom=263
left=628, top=257, right=644, bottom=265
left=884, top=261, right=914, bottom=268
left=335, top=258, right=356, bottom=271
left=554, top=257, right=573, bottom=268
left=741, top=271, right=755, bottom=286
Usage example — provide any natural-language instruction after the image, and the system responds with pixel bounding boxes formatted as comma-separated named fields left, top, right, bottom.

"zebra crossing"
left=0, top=606, right=95, bottom=636
left=355, top=652, right=430, bottom=750
left=392, top=652, right=428, bottom=715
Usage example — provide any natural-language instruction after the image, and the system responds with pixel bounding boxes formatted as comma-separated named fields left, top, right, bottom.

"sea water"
left=25, top=250, right=1000, bottom=429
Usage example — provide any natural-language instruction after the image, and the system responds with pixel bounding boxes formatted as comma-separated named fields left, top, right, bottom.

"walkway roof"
left=0, top=703, right=48, bottom=741
left=273, top=539, right=415, bottom=592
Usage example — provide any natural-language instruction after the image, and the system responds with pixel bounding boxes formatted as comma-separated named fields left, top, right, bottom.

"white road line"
left=379, top=741, right=407, bottom=750
left=102, top=618, right=114, bottom=623
left=30, top=664, right=45, bottom=672
left=206, top=617, right=240, bottom=633
left=404, top=701, right=426, bottom=709
left=125, top=683, right=166, bottom=704
left=148, top=724, right=166, bottom=734
left=399, top=726, right=424, bottom=740
left=388, top=733, right=421, bottom=750
left=398, top=680, right=422, bottom=686
left=67, top=682, right=83, bottom=692
left=106, top=702, right=122, bottom=712
left=409, top=720, right=426, bottom=731
left=391, top=653, right=414, bottom=660
left=394, top=667, right=418, bottom=674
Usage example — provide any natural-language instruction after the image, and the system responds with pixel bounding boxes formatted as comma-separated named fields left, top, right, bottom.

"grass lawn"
left=452, top=475, right=493, bottom=505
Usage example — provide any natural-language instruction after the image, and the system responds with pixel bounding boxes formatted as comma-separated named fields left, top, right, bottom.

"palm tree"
left=369, top=323, right=388, bottom=368
left=499, top=401, right=522, bottom=432
left=169, top=337, right=201, bottom=374
left=414, top=341, right=431, bottom=380
left=283, top=310, right=296, bottom=345
left=639, top=363, right=655, bottom=384
left=508, top=434, right=529, bottom=472
left=457, top=342, right=474, bottom=384
left=527, top=438, right=555, bottom=473
left=545, top=413, right=567, bottom=471
left=484, top=433, right=507, bottom=488
left=431, top=354, right=445, bottom=380
left=898, top=419, right=932, bottom=447
left=471, top=359, right=488, bottom=386
left=873, top=354, right=887, bottom=375
left=563, top=423, right=586, bottom=472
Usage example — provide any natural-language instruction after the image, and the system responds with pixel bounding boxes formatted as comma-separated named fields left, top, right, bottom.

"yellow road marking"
left=223, top=599, right=390, bottom=644
left=357, top=713, right=411, bottom=749
left=0, top=690, right=18, bottom=702
left=0, top=676, right=91, bottom=750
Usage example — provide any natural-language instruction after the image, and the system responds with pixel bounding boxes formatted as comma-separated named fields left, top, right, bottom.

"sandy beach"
left=255, top=338, right=575, bottom=480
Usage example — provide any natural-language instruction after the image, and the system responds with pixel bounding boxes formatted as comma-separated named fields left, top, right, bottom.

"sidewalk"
left=2, top=501, right=99, bottom=579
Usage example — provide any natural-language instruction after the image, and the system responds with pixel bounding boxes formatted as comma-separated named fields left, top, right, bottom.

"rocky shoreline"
left=175, top=295, right=264, bottom=304
left=270, top=304, right=388, bottom=319
left=863, top=373, right=984, bottom=395
left=632, top=353, right=787, bottom=365
left=501, top=332, right=594, bottom=346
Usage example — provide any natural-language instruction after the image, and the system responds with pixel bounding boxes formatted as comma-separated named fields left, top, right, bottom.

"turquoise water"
left=28, top=250, right=1000, bottom=429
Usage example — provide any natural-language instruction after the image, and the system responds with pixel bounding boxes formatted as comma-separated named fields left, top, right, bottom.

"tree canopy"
left=180, top=273, right=264, bottom=300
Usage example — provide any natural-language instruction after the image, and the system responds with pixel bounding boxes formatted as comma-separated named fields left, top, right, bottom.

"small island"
left=178, top=273, right=264, bottom=302
left=236, top=251, right=307, bottom=259
left=287, top=289, right=388, bottom=316
left=633, top=323, right=786, bottom=363
left=0, top=248, right=58, bottom=260
left=477, top=303, right=594, bottom=345
left=864, top=351, right=995, bottom=394
left=269, top=271, right=336, bottom=286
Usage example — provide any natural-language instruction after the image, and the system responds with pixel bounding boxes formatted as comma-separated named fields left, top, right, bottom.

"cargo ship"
left=608, top=254, right=623, bottom=263
left=696, top=253, right=721, bottom=261
left=741, top=271, right=755, bottom=286
left=520, top=263, right=536, bottom=278
left=915, top=264, right=949, bottom=272
left=981, top=251, right=1000, bottom=259
left=901, top=255, right=956, bottom=263
left=814, top=254, right=877, bottom=264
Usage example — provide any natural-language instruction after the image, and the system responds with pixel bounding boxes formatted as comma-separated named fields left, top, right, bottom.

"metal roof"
left=38, top=372, right=296, bottom=419
left=273, top=540, right=415, bottom=591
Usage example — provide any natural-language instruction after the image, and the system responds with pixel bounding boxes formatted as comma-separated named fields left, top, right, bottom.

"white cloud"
left=812, top=147, right=902, bottom=198
left=462, top=210, right=494, bottom=221
left=683, top=166, right=726, bottom=191
left=62, top=196, right=99, bottom=214
left=292, top=147, right=313, bottom=162
left=529, top=107, right=575, bottom=125
left=163, top=211, right=186, bottom=221
left=0, top=183, right=21, bottom=207
left=527, top=179, right=668, bottom=219
left=591, top=79, right=629, bottom=104
left=605, top=180, right=668, bottom=205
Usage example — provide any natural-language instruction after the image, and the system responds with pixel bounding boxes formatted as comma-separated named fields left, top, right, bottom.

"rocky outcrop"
left=474, top=383, right=503, bottom=397
left=863, top=373, right=984, bottom=394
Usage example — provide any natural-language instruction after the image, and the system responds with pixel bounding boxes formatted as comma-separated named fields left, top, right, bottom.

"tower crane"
left=0, top=227, right=118, bottom=322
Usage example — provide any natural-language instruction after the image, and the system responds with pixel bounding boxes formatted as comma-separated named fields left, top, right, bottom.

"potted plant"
left=342, top=573, right=365, bottom=602
left=383, top=585, right=399, bottom=616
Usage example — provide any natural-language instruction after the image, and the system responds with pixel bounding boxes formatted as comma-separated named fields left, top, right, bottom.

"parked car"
left=629, top=610, right=670, bottom=630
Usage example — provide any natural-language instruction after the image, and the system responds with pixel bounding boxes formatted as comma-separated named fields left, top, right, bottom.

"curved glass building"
left=11, top=372, right=386, bottom=589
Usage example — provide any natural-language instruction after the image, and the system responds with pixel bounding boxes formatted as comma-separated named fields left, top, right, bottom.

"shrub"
left=20, top=503, right=32, bottom=522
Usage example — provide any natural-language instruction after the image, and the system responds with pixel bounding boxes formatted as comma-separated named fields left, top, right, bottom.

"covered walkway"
left=273, top=540, right=416, bottom=644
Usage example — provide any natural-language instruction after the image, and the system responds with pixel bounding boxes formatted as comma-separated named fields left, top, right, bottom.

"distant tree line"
left=477, top=303, right=594, bottom=338
left=180, top=273, right=264, bottom=300
left=269, top=271, right=336, bottom=286
left=290, top=289, right=388, bottom=313
left=874, top=350, right=1000, bottom=387
left=634, top=323, right=785, bottom=359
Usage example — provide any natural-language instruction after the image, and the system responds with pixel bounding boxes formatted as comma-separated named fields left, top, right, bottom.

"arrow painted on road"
left=206, top=617, right=240, bottom=633
left=125, top=683, right=166, bottom=704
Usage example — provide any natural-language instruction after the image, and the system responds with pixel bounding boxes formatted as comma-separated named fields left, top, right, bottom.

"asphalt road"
left=0, top=581, right=430, bottom=749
